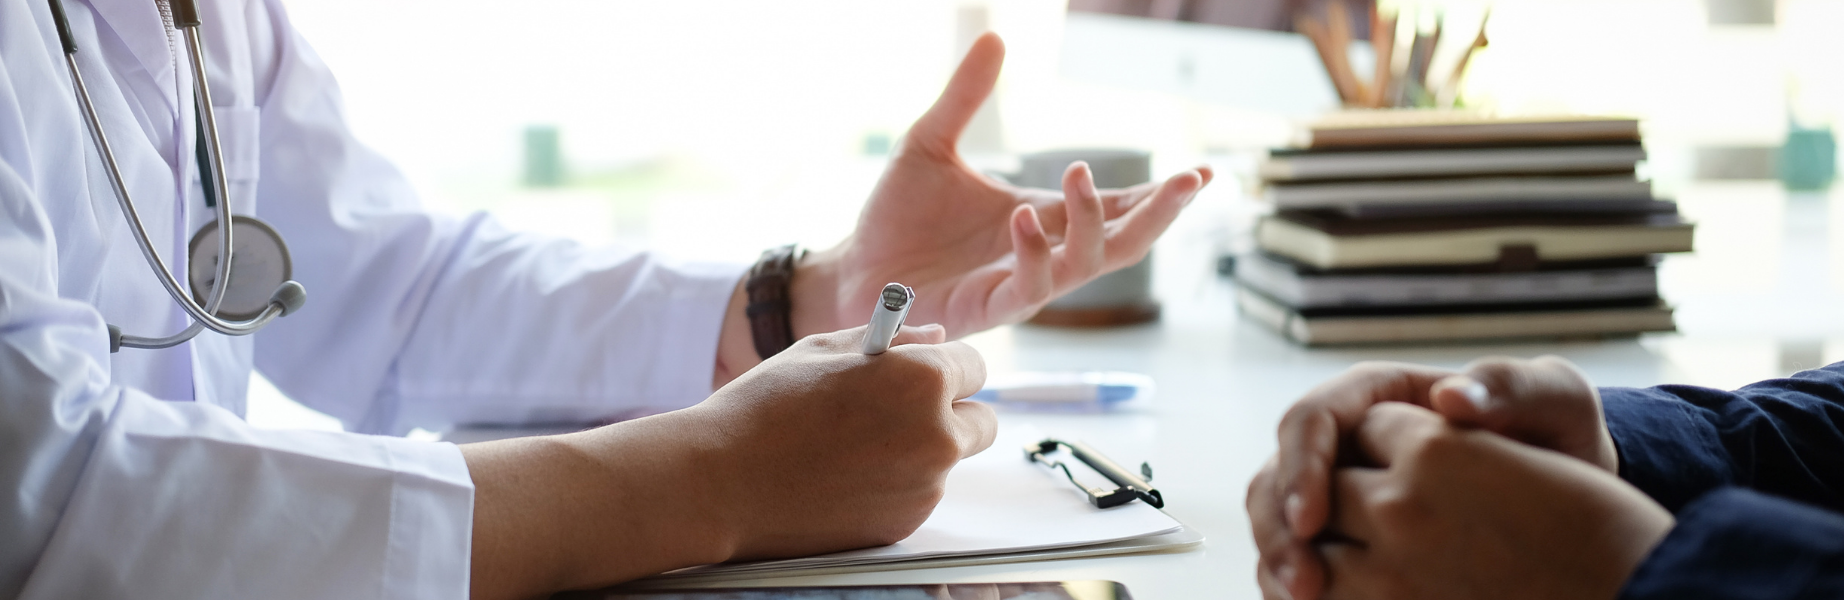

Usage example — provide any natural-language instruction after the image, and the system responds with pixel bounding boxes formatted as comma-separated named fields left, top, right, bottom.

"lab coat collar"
left=79, top=0, right=177, bottom=100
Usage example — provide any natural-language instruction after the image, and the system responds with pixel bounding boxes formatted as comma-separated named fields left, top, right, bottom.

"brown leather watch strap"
left=744, top=244, right=802, bottom=360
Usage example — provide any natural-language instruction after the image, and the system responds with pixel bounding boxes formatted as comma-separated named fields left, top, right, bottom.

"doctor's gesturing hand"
left=462, top=325, right=995, bottom=599
left=713, top=32, right=1213, bottom=384
left=1247, top=357, right=1623, bottom=600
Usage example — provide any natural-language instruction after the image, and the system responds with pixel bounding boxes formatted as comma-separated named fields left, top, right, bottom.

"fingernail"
left=1015, top=208, right=1041, bottom=235
left=1276, top=562, right=1297, bottom=588
left=1284, top=493, right=1304, bottom=529
left=1458, top=378, right=1490, bottom=410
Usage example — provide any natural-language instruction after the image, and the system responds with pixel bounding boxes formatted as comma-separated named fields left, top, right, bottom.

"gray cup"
left=1009, top=149, right=1159, bottom=325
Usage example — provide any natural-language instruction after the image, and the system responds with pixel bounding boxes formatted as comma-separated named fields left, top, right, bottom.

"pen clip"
left=1025, top=438, right=1164, bottom=509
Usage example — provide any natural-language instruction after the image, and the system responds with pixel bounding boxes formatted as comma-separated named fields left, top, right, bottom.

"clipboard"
left=1025, top=439, right=1164, bottom=509
left=625, top=527, right=1202, bottom=588
left=635, top=426, right=1194, bottom=586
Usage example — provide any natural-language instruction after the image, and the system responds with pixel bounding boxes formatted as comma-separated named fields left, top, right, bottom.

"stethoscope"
left=46, top=0, right=307, bottom=353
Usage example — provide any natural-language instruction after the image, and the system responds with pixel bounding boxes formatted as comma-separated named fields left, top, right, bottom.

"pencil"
left=1296, top=14, right=1359, bottom=105
left=1441, top=11, right=1490, bottom=106
left=1368, top=4, right=1396, bottom=108
left=1326, top=1, right=1366, bottom=106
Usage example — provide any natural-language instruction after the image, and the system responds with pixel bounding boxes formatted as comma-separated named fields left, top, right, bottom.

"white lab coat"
left=0, top=0, right=745, bottom=597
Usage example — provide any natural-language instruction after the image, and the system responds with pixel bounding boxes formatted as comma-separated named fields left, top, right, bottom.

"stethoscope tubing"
left=50, top=0, right=298, bottom=351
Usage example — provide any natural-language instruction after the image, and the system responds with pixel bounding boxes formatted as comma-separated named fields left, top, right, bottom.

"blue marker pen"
left=968, top=372, right=1155, bottom=413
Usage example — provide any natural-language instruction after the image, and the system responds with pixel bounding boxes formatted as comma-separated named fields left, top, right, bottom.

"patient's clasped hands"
left=1249, top=358, right=1677, bottom=600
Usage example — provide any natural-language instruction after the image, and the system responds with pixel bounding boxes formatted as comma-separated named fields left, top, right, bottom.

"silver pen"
left=861, top=283, right=914, bottom=355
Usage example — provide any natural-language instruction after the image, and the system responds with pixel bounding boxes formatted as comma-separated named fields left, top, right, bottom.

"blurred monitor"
left=1060, top=0, right=1367, bottom=116
left=1069, top=0, right=1374, bottom=38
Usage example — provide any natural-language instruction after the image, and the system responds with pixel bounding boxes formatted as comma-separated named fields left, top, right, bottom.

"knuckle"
left=907, top=423, right=963, bottom=467
left=1463, top=356, right=1522, bottom=383
left=1285, top=401, right=1338, bottom=436
left=888, top=349, right=950, bottom=391
left=1366, top=484, right=1425, bottom=532
left=924, top=436, right=963, bottom=470
left=1532, top=355, right=1592, bottom=388
left=796, top=331, right=844, bottom=353
left=1347, top=361, right=1401, bottom=380
left=1246, top=466, right=1273, bottom=506
left=1276, top=402, right=1316, bottom=436
left=868, top=508, right=929, bottom=547
left=1407, top=429, right=1467, bottom=466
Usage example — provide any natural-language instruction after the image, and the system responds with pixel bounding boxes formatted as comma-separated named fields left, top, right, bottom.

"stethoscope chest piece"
left=186, top=216, right=292, bottom=320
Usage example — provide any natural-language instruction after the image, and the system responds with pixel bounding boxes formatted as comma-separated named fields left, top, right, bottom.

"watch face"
left=188, top=215, right=293, bottom=321
left=569, top=581, right=1132, bottom=600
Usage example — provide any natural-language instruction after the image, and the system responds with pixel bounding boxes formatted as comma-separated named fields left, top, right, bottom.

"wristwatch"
left=744, top=244, right=803, bottom=359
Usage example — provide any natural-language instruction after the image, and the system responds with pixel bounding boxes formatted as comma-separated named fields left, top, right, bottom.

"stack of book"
left=1237, top=112, right=1694, bottom=345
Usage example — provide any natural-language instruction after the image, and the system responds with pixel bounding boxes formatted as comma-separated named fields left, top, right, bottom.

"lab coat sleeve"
left=244, top=0, right=744, bottom=435
left=1598, top=362, right=1844, bottom=514
left=0, top=94, right=471, bottom=600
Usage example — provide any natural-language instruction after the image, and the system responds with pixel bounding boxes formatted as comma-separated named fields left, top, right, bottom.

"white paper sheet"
left=666, top=427, right=1181, bottom=576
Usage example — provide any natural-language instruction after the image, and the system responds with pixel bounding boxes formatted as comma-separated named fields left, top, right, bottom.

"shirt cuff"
left=1601, top=387, right=1734, bottom=512
left=641, top=258, right=748, bottom=413
left=381, top=437, right=476, bottom=600
left=1619, top=488, right=1844, bottom=600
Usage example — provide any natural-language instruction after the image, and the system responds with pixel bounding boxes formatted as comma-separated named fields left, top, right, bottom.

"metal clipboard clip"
left=1025, top=438, right=1164, bottom=509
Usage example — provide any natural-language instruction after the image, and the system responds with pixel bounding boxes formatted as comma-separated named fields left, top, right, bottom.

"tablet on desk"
left=562, top=580, right=1132, bottom=600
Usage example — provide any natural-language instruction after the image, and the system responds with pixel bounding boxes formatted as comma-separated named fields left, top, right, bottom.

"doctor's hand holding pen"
left=711, top=32, right=1214, bottom=386
left=461, top=31, right=1197, bottom=600
left=461, top=324, right=995, bottom=599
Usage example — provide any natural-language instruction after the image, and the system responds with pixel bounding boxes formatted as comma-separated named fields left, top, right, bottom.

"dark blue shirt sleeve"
left=1619, top=488, right=1844, bottom=600
left=1599, top=362, right=1844, bottom=513
left=1600, top=362, right=1844, bottom=600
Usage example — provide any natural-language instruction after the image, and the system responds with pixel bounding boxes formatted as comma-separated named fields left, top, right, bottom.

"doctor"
left=0, top=0, right=1211, bottom=598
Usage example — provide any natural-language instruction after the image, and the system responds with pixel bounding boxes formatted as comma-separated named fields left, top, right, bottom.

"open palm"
left=807, top=33, right=1213, bottom=337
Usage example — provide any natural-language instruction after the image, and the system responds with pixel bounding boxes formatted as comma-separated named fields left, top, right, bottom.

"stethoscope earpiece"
left=271, top=281, right=307, bottom=317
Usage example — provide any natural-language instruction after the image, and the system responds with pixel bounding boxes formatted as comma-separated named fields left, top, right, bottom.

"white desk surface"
left=604, top=181, right=1844, bottom=599
left=236, top=176, right=1844, bottom=599
left=247, top=174, right=1844, bottom=598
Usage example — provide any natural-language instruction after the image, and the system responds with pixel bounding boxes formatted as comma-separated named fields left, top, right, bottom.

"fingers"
left=1274, top=363, right=1454, bottom=541
left=889, top=324, right=949, bottom=347
left=1328, top=468, right=1386, bottom=544
left=947, top=400, right=998, bottom=459
left=1429, top=355, right=1616, bottom=472
left=1007, top=204, right=1054, bottom=306
left=1353, top=402, right=1445, bottom=468
left=1319, top=542, right=1380, bottom=600
left=1095, top=182, right=1159, bottom=220
left=1258, top=545, right=1325, bottom=600
left=1456, top=356, right=1599, bottom=438
left=907, top=32, right=1005, bottom=157
left=1251, top=459, right=1328, bottom=600
left=1427, top=374, right=1491, bottom=426
left=1053, top=163, right=1107, bottom=288
left=1099, top=169, right=1202, bottom=270
left=1095, top=165, right=1215, bottom=219
left=893, top=339, right=986, bottom=401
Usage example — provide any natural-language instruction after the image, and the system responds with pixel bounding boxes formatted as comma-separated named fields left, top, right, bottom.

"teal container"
left=523, top=125, right=565, bottom=188
left=1780, top=124, right=1836, bottom=191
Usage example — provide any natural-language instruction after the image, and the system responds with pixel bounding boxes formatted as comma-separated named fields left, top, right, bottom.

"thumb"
left=1429, top=374, right=1493, bottom=427
left=907, top=32, right=1005, bottom=156
left=1429, top=356, right=1617, bottom=472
